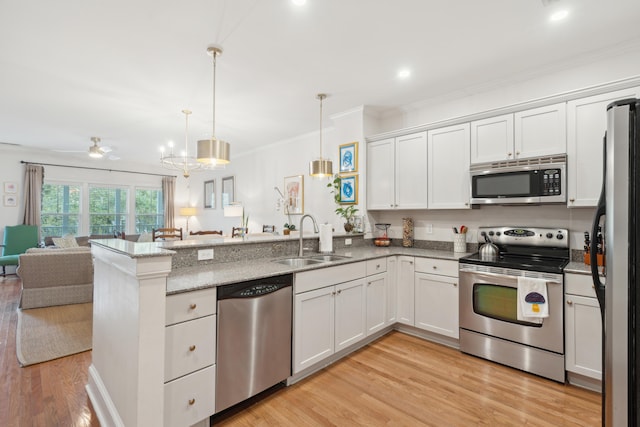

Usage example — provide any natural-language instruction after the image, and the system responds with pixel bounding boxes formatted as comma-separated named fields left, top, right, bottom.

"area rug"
left=16, top=303, right=92, bottom=367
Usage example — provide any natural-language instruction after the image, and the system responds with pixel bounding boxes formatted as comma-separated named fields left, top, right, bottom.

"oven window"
left=473, top=283, right=542, bottom=327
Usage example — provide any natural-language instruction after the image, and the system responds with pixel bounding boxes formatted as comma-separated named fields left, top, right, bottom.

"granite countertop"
left=166, top=246, right=472, bottom=295
left=565, top=261, right=604, bottom=275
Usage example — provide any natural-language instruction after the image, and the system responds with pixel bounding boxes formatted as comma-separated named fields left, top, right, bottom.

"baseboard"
left=393, top=323, right=460, bottom=350
left=567, top=372, right=602, bottom=393
left=86, top=364, right=125, bottom=427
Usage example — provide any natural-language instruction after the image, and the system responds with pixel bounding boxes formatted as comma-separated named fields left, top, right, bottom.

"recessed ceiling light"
left=397, top=68, right=411, bottom=79
left=292, top=0, right=307, bottom=6
left=550, top=9, right=569, bottom=21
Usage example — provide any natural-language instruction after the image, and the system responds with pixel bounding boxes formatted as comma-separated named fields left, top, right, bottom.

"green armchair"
left=0, top=225, right=39, bottom=276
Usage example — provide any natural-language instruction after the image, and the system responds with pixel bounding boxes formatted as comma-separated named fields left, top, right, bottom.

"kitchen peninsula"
left=85, top=234, right=470, bottom=427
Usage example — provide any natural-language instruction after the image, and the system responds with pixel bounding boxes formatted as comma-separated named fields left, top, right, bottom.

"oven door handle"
left=460, top=269, right=561, bottom=286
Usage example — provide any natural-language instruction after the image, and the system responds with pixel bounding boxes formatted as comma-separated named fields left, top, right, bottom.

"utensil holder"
left=453, top=233, right=467, bottom=253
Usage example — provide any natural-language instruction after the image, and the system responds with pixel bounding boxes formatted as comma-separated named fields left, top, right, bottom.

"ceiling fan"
left=53, top=136, right=120, bottom=160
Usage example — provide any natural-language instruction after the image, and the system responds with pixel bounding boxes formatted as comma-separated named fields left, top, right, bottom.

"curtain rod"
left=20, top=161, right=176, bottom=178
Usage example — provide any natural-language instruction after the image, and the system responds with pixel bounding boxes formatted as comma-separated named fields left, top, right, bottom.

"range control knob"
left=488, top=231, right=495, bottom=236
left=556, top=233, right=564, bottom=240
left=480, top=231, right=486, bottom=236
left=546, top=233, right=553, bottom=239
left=496, top=232, right=501, bottom=236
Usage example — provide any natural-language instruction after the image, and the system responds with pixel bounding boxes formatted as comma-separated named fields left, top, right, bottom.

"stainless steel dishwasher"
left=215, top=274, right=293, bottom=412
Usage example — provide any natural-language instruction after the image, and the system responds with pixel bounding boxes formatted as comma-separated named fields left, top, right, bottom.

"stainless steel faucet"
left=298, top=214, right=319, bottom=256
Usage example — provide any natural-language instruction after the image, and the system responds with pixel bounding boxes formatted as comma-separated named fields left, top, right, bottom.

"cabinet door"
left=428, top=123, right=471, bottom=209
left=415, top=272, right=459, bottom=338
left=514, top=103, right=567, bottom=159
left=386, top=256, right=397, bottom=324
left=294, top=286, right=335, bottom=373
left=335, top=279, right=366, bottom=352
left=367, top=138, right=395, bottom=209
left=567, top=87, right=640, bottom=207
left=565, top=294, right=602, bottom=380
left=366, top=273, right=387, bottom=336
left=395, top=132, right=428, bottom=209
left=396, top=256, right=415, bottom=325
left=470, top=114, right=514, bottom=163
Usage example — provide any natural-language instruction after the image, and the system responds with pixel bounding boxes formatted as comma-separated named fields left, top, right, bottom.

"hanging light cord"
left=182, top=109, right=192, bottom=175
left=318, top=94, right=325, bottom=159
left=211, top=49, right=218, bottom=139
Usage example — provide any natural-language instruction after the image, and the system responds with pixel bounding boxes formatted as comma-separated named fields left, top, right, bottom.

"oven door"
left=459, top=266, right=563, bottom=354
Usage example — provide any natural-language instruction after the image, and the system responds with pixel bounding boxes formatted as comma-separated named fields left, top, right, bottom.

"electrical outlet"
left=345, top=238, right=352, bottom=246
left=198, top=248, right=214, bottom=260
left=426, top=224, right=433, bottom=234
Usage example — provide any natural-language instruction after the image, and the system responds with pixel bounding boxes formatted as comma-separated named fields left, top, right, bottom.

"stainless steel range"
left=458, top=226, right=569, bottom=383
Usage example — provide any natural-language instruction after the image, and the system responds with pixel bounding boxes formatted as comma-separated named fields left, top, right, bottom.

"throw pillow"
left=137, top=232, right=153, bottom=243
left=52, top=236, right=79, bottom=249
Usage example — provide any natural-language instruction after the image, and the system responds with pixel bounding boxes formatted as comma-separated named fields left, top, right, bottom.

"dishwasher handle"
left=217, top=274, right=293, bottom=300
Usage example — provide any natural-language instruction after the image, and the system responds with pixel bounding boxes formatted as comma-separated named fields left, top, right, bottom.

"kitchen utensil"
left=479, top=233, right=498, bottom=260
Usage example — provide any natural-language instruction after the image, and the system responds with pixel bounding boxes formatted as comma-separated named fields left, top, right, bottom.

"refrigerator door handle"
left=590, top=133, right=606, bottom=309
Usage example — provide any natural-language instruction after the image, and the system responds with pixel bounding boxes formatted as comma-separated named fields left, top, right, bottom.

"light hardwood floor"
left=1, top=275, right=600, bottom=426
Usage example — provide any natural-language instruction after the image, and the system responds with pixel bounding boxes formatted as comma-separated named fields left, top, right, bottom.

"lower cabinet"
left=565, top=273, right=602, bottom=380
left=366, top=272, right=387, bottom=336
left=396, top=256, right=415, bottom=325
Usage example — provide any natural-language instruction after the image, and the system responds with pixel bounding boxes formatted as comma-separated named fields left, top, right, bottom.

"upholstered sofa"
left=17, top=247, right=94, bottom=309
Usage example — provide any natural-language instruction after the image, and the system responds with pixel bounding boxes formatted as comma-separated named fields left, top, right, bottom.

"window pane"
left=89, top=186, right=128, bottom=235
left=135, top=189, right=164, bottom=233
left=41, top=184, right=81, bottom=237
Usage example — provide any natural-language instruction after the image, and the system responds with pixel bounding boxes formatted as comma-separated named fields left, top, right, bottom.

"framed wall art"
left=338, top=174, right=358, bottom=204
left=284, top=175, right=304, bottom=215
left=4, top=194, right=17, bottom=207
left=221, top=176, right=235, bottom=208
left=204, top=179, right=215, bottom=209
left=339, top=142, right=358, bottom=173
left=4, top=182, right=17, bottom=193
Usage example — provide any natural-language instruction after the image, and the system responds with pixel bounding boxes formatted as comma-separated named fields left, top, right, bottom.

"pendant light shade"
left=197, top=46, right=231, bottom=166
left=309, top=93, right=333, bottom=177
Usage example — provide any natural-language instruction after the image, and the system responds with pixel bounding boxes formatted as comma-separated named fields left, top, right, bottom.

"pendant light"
left=197, top=46, right=231, bottom=166
left=160, top=109, right=203, bottom=178
left=309, top=93, right=333, bottom=177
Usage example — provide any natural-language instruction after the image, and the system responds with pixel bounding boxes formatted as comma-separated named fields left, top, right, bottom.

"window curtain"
left=162, top=176, right=176, bottom=228
left=23, top=164, right=44, bottom=228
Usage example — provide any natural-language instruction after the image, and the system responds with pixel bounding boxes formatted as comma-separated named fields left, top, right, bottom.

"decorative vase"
left=344, top=221, right=354, bottom=233
left=283, top=229, right=290, bottom=235
left=402, top=217, right=414, bottom=247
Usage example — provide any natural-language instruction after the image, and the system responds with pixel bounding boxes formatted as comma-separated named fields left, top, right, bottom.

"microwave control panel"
left=542, top=168, right=562, bottom=196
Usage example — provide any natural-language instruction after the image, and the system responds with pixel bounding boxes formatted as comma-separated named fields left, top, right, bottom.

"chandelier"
left=160, top=109, right=206, bottom=178
left=197, top=46, right=231, bottom=166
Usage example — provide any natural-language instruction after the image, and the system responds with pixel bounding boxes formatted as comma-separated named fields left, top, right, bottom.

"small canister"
left=402, top=218, right=414, bottom=247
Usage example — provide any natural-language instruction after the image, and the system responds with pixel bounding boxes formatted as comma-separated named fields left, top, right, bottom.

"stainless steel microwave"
left=470, top=157, right=566, bottom=205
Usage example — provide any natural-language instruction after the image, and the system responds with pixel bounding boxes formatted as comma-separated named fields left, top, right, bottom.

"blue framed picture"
left=339, top=174, right=358, bottom=204
left=339, top=142, right=358, bottom=173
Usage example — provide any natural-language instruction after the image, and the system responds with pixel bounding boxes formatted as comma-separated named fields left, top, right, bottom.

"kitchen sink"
left=272, top=257, right=324, bottom=267
left=308, top=255, right=351, bottom=262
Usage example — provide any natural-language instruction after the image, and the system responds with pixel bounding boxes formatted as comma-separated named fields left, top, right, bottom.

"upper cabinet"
left=427, top=123, right=471, bottom=209
left=367, top=131, right=428, bottom=210
left=470, top=103, right=566, bottom=164
left=567, top=87, right=640, bottom=207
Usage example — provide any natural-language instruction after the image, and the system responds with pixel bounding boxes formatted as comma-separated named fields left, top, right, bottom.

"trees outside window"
left=41, top=183, right=81, bottom=237
left=135, top=189, right=163, bottom=233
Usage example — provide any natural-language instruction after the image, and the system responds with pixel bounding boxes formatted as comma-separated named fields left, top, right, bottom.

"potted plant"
left=327, top=175, right=359, bottom=232
left=282, top=205, right=296, bottom=235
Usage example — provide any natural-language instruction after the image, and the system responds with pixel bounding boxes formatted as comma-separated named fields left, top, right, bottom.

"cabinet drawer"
left=164, top=364, right=216, bottom=427
left=414, top=257, right=458, bottom=277
left=166, top=287, right=217, bottom=326
left=165, top=315, right=217, bottom=382
left=366, top=258, right=387, bottom=276
left=295, top=261, right=366, bottom=294
left=565, top=273, right=598, bottom=298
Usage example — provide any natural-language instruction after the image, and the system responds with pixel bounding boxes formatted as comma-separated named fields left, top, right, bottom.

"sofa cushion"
left=52, top=236, right=79, bottom=249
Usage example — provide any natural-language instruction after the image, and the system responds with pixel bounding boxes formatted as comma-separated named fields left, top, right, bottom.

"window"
left=135, top=188, right=164, bottom=233
left=41, top=183, right=81, bottom=238
left=89, top=186, right=128, bottom=235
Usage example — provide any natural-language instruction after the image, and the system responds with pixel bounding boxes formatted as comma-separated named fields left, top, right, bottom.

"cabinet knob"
left=567, top=300, right=573, bottom=306
left=189, top=345, right=196, bottom=352
left=189, top=303, right=197, bottom=310
left=432, top=266, right=437, bottom=270
left=376, top=264, right=381, bottom=269
left=453, top=283, right=457, bottom=287
left=409, top=261, right=413, bottom=265
left=515, top=151, right=520, bottom=156
left=332, top=291, right=336, bottom=296
left=569, top=198, right=575, bottom=203
left=507, top=152, right=512, bottom=157
left=188, top=398, right=196, bottom=406
left=337, top=289, right=342, bottom=295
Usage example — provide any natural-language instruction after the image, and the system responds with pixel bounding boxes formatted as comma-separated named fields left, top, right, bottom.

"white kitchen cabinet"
left=396, top=256, right=415, bottom=325
left=567, top=87, right=640, bottom=207
left=366, top=273, right=387, bottom=336
left=470, top=103, right=566, bottom=164
left=386, top=256, right=398, bottom=324
left=414, top=258, right=459, bottom=339
left=367, top=131, right=428, bottom=210
left=514, top=102, right=566, bottom=159
left=470, top=114, right=514, bottom=164
left=427, top=123, right=471, bottom=209
left=565, top=273, right=602, bottom=380
left=335, top=278, right=367, bottom=352
left=294, top=286, right=335, bottom=372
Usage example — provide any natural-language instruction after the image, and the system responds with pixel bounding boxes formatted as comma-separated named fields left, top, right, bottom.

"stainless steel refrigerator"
left=591, top=97, right=640, bottom=426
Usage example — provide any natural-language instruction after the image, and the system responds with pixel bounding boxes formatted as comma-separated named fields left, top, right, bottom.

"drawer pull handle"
left=337, top=289, right=342, bottom=295
left=432, top=266, right=437, bottom=270
left=188, top=398, right=196, bottom=406
left=189, top=303, right=197, bottom=310
left=376, top=264, right=380, bottom=269
left=189, top=345, right=196, bottom=352
left=567, top=300, right=573, bottom=306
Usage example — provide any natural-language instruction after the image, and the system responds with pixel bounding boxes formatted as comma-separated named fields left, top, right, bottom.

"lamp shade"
left=179, top=207, right=198, bottom=217
left=197, top=138, right=230, bottom=165
left=309, top=158, right=333, bottom=177
left=223, top=204, right=243, bottom=217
